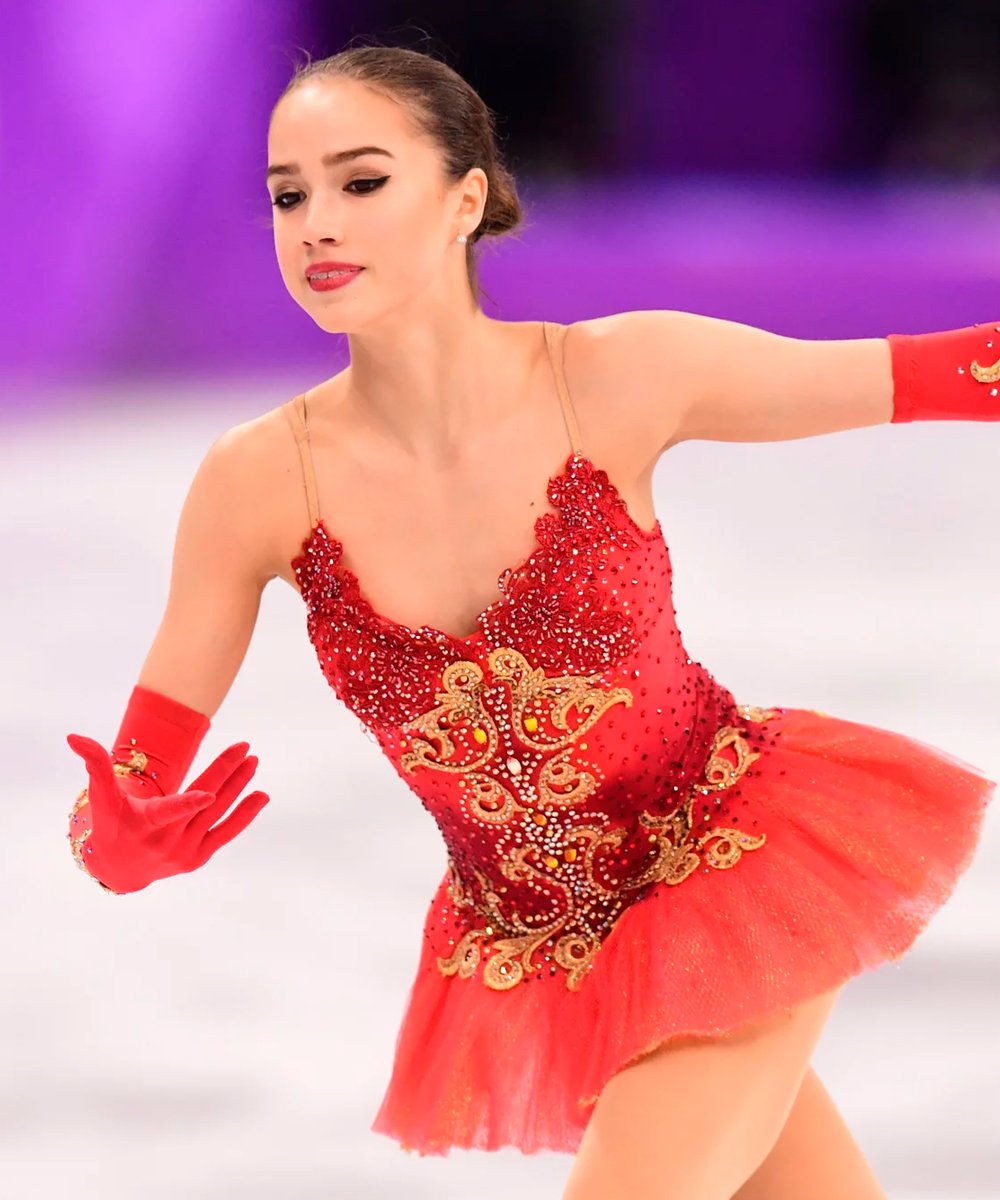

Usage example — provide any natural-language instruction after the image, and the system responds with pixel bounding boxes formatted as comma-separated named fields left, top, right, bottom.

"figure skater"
left=65, top=43, right=997, bottom=1200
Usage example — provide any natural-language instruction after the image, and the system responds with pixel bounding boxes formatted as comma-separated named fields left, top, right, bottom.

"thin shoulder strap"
left=542, top=320, right=584, bottom=456
left=281, top=392, right=321, bottom=527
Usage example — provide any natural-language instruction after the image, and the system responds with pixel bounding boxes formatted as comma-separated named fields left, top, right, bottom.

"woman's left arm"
left=606, top=309, right=1000, bottom=451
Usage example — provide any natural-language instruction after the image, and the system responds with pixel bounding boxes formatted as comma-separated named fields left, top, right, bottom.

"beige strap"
left=543, top=321, right=584, bottom=455
left=281, top=392, right=321, bottom=526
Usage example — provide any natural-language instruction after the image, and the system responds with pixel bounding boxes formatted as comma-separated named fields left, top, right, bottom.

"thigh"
left=560, top=984, right=845, bottom=1200
left=731, top=1065, right=886, bottom=1200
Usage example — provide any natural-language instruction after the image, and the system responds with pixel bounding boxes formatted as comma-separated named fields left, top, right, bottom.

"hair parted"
left=272, top=38, right=527, bottom=308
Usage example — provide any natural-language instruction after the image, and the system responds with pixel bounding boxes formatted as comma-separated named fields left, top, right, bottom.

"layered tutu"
left=370, top=705, right=995, bottom=1156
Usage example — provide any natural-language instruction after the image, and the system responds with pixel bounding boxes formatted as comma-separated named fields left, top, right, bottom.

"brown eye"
left=347, top=176, right=389, bottom=195
left=271, top=176, right=388, bottom=212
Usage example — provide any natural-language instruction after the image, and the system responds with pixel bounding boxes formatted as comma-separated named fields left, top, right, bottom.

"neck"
left=341, top=313, right=540, bottom=462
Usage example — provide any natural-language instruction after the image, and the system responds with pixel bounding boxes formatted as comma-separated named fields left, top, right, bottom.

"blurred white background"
left=4, top=382, right=997, bottom=1198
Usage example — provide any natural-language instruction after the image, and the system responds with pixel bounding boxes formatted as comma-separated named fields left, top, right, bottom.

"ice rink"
left=6, top=373, right=999, bottom=1198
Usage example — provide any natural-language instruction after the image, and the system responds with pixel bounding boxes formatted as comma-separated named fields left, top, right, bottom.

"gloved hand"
left=66, top=734, right=269, bottom=893
left=887, top=320, right=1000, bottom=421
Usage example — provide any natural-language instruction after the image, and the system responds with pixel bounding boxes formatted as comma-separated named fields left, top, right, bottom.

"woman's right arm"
left=137, top=420, right=274, bottom=718
left=66, top=420, right=278, bottom=892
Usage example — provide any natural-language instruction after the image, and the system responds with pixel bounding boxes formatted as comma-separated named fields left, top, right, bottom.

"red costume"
left=279, top=320, right=997, bottom=1156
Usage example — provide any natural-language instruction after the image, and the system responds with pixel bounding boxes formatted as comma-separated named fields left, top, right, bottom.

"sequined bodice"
left=291, top=450, right=670, bottom=721
left=283, top=323, right=779, bottom=992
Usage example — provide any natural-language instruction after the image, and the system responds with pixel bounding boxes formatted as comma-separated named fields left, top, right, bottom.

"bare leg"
left=561, top=984, right=844, bottom=1200
left=730, top=1065, right=886, bottom=1200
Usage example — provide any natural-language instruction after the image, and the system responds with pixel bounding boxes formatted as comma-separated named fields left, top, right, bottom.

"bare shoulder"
left=561, top=310, right=694, bottom=470
left=195, top=397, right=311, bottom=587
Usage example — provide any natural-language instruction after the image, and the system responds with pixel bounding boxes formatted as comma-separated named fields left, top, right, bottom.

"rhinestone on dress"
left=291, top=448, right=782, bottom=990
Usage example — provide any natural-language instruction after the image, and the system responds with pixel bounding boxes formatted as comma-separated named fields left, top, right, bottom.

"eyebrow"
left=265, top=145, right=395, bottom=181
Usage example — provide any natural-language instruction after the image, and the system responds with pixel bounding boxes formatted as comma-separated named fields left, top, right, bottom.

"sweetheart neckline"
left=289, top=448, right=664, bottom=646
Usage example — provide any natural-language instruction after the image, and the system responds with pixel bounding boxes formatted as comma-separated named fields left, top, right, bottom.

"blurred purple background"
left=7, top=7, right=1000, bottom=1199
left=4, top=0, right=1000, bottom=390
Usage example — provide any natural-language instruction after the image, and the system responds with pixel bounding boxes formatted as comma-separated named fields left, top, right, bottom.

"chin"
left=313, top=315, right=354, bottom=334
left=307, top=304, right=362, bottom=333
left=293, top=292, right=357, bottom=335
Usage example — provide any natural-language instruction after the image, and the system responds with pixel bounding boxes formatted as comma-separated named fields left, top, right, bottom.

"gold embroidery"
left=970, top=354, right=1000, bottom=384
left=112, top=749, right=149, bottom=776
left=436, top=859, right=601, bottom=991
left=66, top=751, right=150, bottom=895
left=400, top=648, right=631, bottom=827
left=401, top=650, right=632, bottom=771
left=405, top=647, right=776, bottom=991
left=68, top=750, right=150, bottom=825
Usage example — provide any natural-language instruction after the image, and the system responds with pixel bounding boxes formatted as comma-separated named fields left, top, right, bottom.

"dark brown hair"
left=272, top=40, right=527, bottom=308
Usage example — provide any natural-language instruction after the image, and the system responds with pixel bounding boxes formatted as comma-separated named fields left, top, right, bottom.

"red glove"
left=887, top=321, right=1000, bottom=422
left=66, top=685, right=269, bottom=893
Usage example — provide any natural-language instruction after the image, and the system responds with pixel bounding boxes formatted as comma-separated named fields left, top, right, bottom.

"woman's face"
left=266, top=77, right=482, bottom=332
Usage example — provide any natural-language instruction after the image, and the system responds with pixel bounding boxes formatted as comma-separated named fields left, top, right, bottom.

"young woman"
left=65, top=43, right=997, bottom=1200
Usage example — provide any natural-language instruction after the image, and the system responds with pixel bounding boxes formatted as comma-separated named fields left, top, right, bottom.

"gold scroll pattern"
left=398, top=647, right=634, bottom=826
left=398, top=644, right=777, bottom=991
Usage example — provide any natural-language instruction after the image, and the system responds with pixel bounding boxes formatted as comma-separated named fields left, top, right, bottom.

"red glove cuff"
left=887, top=321, right=1000, bottom=422
left=111, top=684, right=211, bottom=798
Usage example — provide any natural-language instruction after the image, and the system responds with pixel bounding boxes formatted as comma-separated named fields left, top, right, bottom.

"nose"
left=298, top=192, right=345, bottom=246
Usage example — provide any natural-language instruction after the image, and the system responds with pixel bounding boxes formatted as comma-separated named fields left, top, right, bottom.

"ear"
left=455, top=165, right=488, bottom=229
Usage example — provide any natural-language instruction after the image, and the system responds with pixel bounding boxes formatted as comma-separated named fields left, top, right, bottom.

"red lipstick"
left=305, top=261, right=364, bottom=292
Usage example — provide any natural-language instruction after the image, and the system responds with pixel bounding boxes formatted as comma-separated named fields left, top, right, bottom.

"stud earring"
left=456, top=233, right=468, bottom=245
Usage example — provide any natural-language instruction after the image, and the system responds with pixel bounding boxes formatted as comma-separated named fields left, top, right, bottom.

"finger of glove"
left=186, top=757, right=260, bottom=835
left=192, top=791, right=270, bottom=867
left=145, top=789, right=217, bottom=829
left=66, top=734, right=124, bottom=819
left=186, top=741, right=252, bottom=796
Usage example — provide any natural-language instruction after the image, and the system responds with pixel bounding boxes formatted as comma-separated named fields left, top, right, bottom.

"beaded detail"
left=291, top=450, right=664, bottom=731
left=66, top=749, right=150, bottom=894
left=430, top=701, right=777, bottom=991
left=286, top=330, right=788, bottom=993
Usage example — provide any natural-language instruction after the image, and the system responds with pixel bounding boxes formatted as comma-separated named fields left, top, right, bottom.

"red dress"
left=282, top=321, right=995, bottom=1157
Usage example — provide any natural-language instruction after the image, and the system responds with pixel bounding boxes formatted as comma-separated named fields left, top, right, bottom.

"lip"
left=305, top=261, right=363, bottom=277
left=307, top=268, right=363, bottom=294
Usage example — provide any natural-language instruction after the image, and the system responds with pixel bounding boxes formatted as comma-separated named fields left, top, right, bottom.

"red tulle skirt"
left=369, top=705, right=995, bottom=1156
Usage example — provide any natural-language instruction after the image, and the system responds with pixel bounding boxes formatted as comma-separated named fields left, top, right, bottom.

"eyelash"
left=271, top=176, right=389, bottom=210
